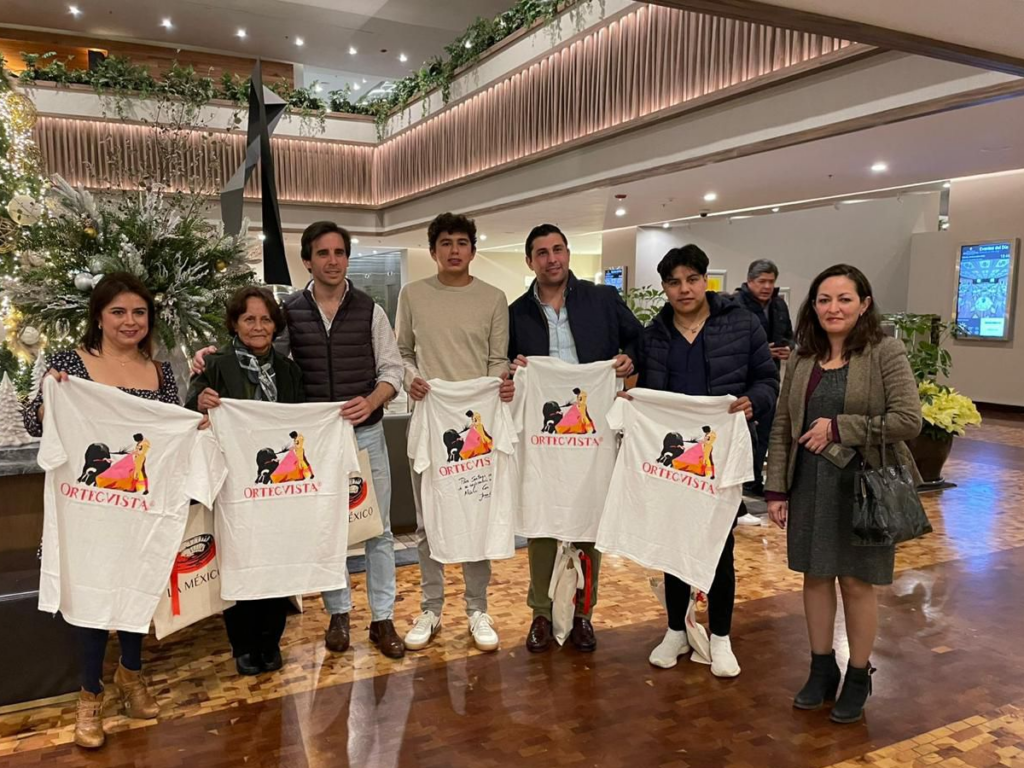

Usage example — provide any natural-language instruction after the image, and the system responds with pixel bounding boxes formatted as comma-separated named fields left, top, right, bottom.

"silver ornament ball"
left=19, top=325, right=41, bottom=347
left=74, top=272, right=94, bottom=291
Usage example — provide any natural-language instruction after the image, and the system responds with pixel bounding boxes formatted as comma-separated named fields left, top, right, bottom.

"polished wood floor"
left=2, top=417, right=1024, bottom=767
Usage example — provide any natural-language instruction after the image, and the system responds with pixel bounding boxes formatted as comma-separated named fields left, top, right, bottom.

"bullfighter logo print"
left=169, top=534, right=217, bottom=616
left=541, top=388, right=597, bottom=435
left=443, top=411, right=494, bottom=463
left=657, top=426, right=717, bottom=479
left=255, top=431, right=315, bottom=484
left=77, top=433, right=151, bottom=494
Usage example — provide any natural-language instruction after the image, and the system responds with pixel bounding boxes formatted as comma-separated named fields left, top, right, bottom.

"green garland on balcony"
left=15, top=0, right=586, bottom=138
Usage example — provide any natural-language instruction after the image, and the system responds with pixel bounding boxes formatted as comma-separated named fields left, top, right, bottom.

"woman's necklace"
left=102, top=349, right=142, bottom=368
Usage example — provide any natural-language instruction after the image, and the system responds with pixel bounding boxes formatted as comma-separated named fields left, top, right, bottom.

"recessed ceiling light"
left=703, top=192, right=718, bottom=202
left=362, top=78, right=367, bottom=84
left=353, top=83, right=361, bottom=90
left=772, top=207, right=780, bottom=213
left=351, top=238, right=360, bottom=244
left=372, top=249, right=378, bottom=254
left=615, top=207, right=627, bottom=217
left=662, top=222, right=670, bottom=229
left=295, top=37, right=304, bottom=47
left=870, top=161, right=888, bottom=173
left=161, top=18, right=173, bottom=29
left=480, top=234, right=488, bottom=241
left=348, top=46, right=358, bottom=55
left=236, top=29, right=247, bottom=39
left=68, top=5, right=81, bottom=16
left=943, top=182, right=951, bottom=189
left=399, top=53, right=408, bottom=63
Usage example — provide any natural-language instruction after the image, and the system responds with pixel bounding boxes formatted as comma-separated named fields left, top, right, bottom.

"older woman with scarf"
left=185, top=286, right=304, bottom=676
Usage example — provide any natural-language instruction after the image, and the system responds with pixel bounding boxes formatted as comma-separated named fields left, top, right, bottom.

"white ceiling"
left=695, top=0, right=1024, bottom=62
left=386, top=91, right=1024, bottom=255
left=0, top=0, right=516, bottom=82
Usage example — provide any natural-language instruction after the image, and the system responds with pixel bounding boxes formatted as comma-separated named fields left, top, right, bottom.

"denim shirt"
left=533, top=283, right=579, bottom=364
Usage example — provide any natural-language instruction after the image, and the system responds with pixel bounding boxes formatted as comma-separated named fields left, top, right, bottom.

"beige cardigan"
left=765, top=336, right=923, bottom=495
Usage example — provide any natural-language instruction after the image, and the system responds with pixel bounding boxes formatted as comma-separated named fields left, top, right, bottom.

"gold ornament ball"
left=216, top=260, right=228, bottom=273
left=83, top=226, right=98, bottom=239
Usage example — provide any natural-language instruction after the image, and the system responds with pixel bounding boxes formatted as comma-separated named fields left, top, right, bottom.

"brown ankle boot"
left=113, top=663, right=159, bottom=719
left=74, top=688, right=105, bottom=749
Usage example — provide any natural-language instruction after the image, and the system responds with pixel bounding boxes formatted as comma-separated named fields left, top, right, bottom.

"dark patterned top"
left=23, top=349, right=180, bottom=437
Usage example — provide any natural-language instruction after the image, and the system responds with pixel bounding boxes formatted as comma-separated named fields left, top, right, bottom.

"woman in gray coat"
left=766, top=264, right=921, bottom=724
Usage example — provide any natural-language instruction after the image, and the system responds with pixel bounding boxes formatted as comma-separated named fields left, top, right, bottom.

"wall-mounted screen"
left=953, top=239, right=1019, bottom=341
left=604, top=266, right=626, bottom=295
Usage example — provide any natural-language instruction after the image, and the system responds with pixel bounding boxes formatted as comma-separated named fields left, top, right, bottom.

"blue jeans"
left=322, top=421, right=396, bottom=622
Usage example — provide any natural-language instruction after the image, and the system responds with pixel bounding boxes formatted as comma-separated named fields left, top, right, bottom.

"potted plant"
left=624, top=285, right=665, bottom=326
left=885, top=313, right=982, bottom=485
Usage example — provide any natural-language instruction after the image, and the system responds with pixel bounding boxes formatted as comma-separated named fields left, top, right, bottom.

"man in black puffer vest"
left=193, top=222, right=407, bottom=661
left=637, top=244, right=778, bottom=680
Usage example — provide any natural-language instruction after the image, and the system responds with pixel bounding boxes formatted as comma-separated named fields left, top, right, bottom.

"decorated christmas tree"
left=0, top=54, right=48, bottom=397
left=0, top=372, right=32, bottom=447
left=0, top=51, right=258, bottom=390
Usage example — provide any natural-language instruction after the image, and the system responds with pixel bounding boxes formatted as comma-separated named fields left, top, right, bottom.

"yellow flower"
left=919, top=381, right=982, bottom=437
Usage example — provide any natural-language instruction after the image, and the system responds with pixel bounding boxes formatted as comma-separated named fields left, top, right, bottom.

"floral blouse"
left=24, top=349, right=180, bottom=437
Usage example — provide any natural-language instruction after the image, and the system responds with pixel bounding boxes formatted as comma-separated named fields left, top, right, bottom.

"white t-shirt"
left=595, top=388, right=753, bottom=593
left=408, top=377, right=518, bottom=563
left=209, top=399, right=360, bottom=600
left=510, top=356, right=619, bottom=541
left=37, top=376, right=223, bottom=633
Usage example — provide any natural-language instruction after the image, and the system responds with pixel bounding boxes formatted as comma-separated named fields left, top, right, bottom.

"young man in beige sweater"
left=396, top=212, right=513, bottom=652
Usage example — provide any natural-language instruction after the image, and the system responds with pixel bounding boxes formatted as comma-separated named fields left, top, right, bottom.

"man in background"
left=734, top=259, right=794, bottom=511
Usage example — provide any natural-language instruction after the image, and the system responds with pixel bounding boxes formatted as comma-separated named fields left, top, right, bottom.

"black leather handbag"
left=851, top=415, right=932, bottom=547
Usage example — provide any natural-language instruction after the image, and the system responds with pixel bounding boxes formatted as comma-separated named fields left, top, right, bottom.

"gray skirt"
left=786, top=367, right=895, bottom=585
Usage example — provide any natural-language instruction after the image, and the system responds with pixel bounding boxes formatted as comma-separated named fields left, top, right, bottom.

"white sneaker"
left=736, top=512, right=763, bottom=527
left=404, top=611, right=441, bottom=650
left=469, top=611, right=499, bottom=652
left=710, top=634, right=741, bottom=677
left=649, top=629, right=691, bottom=669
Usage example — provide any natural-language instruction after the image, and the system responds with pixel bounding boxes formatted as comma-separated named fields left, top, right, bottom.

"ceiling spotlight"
left=703, top=192, right=718, bottom=202
left=943, top=182, right=951, bottom=189
left=662, top=222, right=670, bottom=229
left=480, top=234, right=488, bottom=241
left=399, top=53, right=408, bottom=63
left=348, top=46, right=358, bottom=55
left=353, top=83, right=361, bottom=90
left=351, top=238, right=360, bottom=244
left=295, top=37, right=304, bottom=47
left=362, top=78, right=367, bottom=84
left=314, top=83, right=323, bottom=92
left=772, top=207, right=780, bottom=213
left=372, top=249, right=378, bottom=254
left=236, top=29, right=247, bottom=39
left=870, top=161, right=888, bottom=173
left=161, top=18, right=173, bottom=29
left=615, top=207, right=627, bottom=217
left=68, top=5, right=81, bottom=16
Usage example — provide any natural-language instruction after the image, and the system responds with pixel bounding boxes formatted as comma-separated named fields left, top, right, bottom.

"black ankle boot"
left=793, top=651, right=841, bottom=710
left=830, top=662, right=875, bottom=724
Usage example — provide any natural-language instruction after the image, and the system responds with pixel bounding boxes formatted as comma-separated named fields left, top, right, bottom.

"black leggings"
left=666, top=528, right=736, bottom=637
left=78, top=628, right=144, bottom=694
left=223, top=598, right=288, bottom=658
